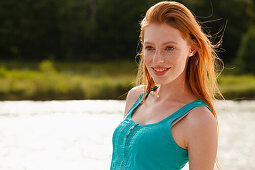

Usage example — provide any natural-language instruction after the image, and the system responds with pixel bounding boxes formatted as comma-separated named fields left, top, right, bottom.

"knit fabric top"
left=110, top=86, right=210, bottom=170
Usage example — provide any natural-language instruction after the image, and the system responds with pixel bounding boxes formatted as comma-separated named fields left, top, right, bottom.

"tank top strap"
left=170, top=100, right=211, bottom=122
left=126, top=86, right=159, bottom=118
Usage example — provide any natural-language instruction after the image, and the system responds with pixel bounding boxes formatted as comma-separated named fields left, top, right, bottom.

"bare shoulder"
left=184, top=106, right=218, bottom=169
left=123, top=85, right=145, bottom=118
left=185, top=106, right=217, bottom=131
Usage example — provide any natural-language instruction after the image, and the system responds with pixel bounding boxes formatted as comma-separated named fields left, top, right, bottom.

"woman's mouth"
left=152, top=67, right=170, bottom=76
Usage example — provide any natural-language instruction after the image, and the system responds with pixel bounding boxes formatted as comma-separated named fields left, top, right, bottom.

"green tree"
left=235, top=26, right=255, bottom=74
left=0, top=0, right=254, bottom=65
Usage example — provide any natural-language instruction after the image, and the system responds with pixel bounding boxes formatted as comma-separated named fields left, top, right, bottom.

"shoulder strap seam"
left=126, top=92, right=144, bottom=118
left=171, top=102, right=210, bottom=120
left=126, top=86, right=158, bottom=117
left=170, top=104, right=211, bottom=127
left=170, top=111, right=191, bottom=128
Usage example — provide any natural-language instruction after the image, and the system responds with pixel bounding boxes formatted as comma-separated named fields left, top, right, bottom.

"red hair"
left=136, top=2, right=224, bottom=168
left=137, top=1, right=224, bottom=119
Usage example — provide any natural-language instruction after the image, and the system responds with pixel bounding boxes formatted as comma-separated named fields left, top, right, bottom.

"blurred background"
left=0, top=0, right=255, bottom=170
left=0, top=0, right=254, bottom=100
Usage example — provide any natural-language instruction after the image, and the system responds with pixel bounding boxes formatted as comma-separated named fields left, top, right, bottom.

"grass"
left=218, top=74, right=255, bottom=100
left=0, top=60, right=137, bottom=100
left=0, top=60, right=254, bottom=100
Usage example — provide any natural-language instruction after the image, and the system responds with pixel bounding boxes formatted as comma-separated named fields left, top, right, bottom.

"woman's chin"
left=151, top=77, right=167, bottom=85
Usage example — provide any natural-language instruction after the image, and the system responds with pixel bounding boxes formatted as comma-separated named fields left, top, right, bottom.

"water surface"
left=0, top=100, right=254, bottom=170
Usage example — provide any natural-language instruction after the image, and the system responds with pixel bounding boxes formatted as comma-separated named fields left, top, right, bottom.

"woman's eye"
left=166, top=46, right=174, bottom=51
left=145, top=46, right=154, bottom=50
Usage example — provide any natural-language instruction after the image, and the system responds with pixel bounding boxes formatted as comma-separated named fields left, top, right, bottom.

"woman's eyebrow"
left=162, top=41, right=178, bottom=45
left=143, top=41, right=154, bottom=45
left=144, top=41, right=178, bottom=45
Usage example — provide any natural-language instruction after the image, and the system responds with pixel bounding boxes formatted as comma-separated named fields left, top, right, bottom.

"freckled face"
left=143, top=23, right=193, bottom=85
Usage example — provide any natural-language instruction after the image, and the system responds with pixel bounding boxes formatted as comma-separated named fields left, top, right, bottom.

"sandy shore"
left=0, top=100, right=254, bottom=170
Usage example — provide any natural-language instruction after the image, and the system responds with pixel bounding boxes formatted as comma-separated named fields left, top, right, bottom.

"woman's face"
left=143, top=23, right=195, bottom=85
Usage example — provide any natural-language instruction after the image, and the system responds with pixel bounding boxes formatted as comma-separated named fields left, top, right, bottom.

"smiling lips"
left=152, top=67, right=170, bottom=76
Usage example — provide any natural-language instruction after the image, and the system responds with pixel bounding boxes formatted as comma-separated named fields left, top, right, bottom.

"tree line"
left=0, top=0, right=254, bottom=72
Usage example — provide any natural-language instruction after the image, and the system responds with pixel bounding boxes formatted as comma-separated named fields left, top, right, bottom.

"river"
left=0, top=100, right=254, bottom=170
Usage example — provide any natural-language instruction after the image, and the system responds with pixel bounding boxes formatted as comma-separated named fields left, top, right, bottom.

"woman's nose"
left=153, top=50, right=164, bottom=64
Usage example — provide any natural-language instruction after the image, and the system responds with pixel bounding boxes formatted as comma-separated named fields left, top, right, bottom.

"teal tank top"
left=110, top=86, right=210, bottom=170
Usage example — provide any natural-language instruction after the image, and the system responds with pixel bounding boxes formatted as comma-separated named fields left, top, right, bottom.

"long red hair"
left=137, top=1, right=224, bottom=119
left=136, top=2, right=223, bottom=168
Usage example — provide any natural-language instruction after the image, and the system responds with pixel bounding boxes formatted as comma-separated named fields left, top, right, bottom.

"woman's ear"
left=189, top=45, right=197, bottom=57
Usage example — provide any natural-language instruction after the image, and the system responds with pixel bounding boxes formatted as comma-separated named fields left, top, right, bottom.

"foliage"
left=0, top=60, right=136, bottom=100
left=0, top=0, right=157, bottom=61
left=0, top=0, right=254, bottom=68
left=0, top=60, right=254, bottom=100
left=218, top=74, right=255, bottom=100
left=234, top=26, right=255, bottom=74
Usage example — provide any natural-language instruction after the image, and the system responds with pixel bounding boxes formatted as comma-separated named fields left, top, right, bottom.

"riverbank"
left=0, top=60, right=254, bottom=100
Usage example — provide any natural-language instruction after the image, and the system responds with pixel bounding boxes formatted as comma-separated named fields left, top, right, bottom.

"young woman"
left=111, top=1, right=223, bottom=170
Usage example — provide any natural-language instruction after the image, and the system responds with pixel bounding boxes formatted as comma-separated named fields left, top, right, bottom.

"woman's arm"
left=186, top=107, right=218, bottom=170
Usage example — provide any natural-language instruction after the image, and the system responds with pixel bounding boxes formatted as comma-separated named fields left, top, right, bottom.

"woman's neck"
left=153, top=78, right=196, bottom=103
